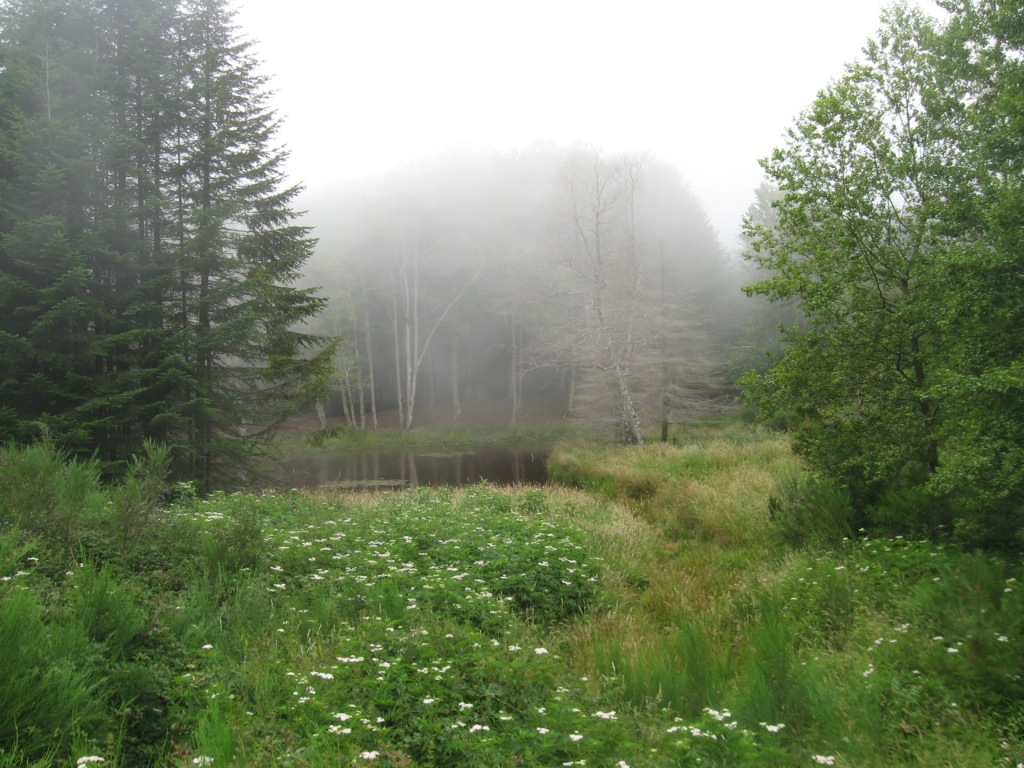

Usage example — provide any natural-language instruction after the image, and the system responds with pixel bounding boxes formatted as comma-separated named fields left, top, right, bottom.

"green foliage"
left=107, top=440, right=171, bottom=557
left=0, top=0, right=336, bottom=489
left=0, top=591, right=111, bottom=762
left=65, top=561, right=148, bottom=658
left=735, top=595, right=839, bottom=734
left=3, top=429, right=1024, bottom=767
left=767, top=469, right=855, bottom=548
left=557, top=428, right=1024, bottom=765
left=869, top=484, right=952, bottom=539
left=901, top=551, right=1024, bottom=712
left=0, top=440, right=105, bottom=554
left=740, top=2, right=1024, bottom=545
left=775, top=554, right=858, bottom=651
left=594, top=621, right=732, bottom=719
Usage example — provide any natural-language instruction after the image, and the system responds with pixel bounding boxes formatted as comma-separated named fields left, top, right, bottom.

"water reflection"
left=275, top=445, right=548, bottom=490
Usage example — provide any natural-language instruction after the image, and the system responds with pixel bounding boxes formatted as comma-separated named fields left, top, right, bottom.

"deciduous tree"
left=742, top=1, right=1024, bottom=542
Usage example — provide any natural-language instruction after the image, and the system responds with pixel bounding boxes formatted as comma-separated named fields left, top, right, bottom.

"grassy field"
left=1, top=425, right=1022, bottom=767
left=278, top=419, right=577, bottom=455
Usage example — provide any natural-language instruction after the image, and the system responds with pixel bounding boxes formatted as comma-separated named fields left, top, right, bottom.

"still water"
left=273, top=445, right=549, bottom=490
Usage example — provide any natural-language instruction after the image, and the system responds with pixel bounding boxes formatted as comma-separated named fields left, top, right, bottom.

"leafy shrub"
left=778, top=554, right=857, bottom=650
left=515, top=488, right=548, bottom=516
left=454, top=485, right=600, bottom=622
left=736, top=596, right=842, bottom=736
left=901, top=551, right=1024, bottom=712
left=200, top=502, right=267, bottom=577
left=869, top=485, right=953, bottom=539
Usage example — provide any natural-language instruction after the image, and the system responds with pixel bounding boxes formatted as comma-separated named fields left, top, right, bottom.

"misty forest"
left=301, top=146, right=744, bottom=440
left=2, top=0, right=1024, bottom=767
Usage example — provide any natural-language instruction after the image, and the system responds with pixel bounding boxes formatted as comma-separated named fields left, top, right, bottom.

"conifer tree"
left=0, top=0, right=335, bottom=487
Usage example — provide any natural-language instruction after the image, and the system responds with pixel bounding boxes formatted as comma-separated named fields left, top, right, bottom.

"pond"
left=270, top=444, right=549, bottom=491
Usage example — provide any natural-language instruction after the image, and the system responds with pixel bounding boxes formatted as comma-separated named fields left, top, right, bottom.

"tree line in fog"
left=301, top=145, right=754, bottom=442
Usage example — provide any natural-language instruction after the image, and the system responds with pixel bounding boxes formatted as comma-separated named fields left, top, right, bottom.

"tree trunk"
left=394, top=239, right=481, bottom=430
left=509, top=323, right=519, bottom=424
left=391, top=281, right=404, bottom=430
left=402, top=252, right=418, bottom=430
left=351, top=321, right=366, bottom=429
left=566, top=361, right=577, bottom=417
left=361, top=294, right=378, bottom=429
left=452, top=339, right=462, bottom=420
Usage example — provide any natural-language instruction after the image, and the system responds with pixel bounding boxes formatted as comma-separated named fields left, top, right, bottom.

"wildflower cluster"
left=664, top=708, right=787, bottom=766
left=261, top=486, right=602, bottom=630
left=166, top=486, right=668, bottom=766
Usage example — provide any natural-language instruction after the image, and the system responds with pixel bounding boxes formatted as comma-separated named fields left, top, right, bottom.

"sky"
left=234, top=0, right=909, bottom=251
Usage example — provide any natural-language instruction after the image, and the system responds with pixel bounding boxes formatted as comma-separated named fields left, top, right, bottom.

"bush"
left=65, top=560, right=148, bottom=658
left=869, top=485, right=953, bottom=539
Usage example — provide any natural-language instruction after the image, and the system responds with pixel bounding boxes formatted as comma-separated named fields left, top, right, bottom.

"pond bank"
left=268, top=443, right=550, bottom=490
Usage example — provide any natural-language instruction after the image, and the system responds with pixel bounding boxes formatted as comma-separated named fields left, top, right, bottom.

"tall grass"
left=549, top=421, right=1023, bottom=767
left=283, top=421, right=577, bottom=454
left=0, top=430, right=1021, bottom=767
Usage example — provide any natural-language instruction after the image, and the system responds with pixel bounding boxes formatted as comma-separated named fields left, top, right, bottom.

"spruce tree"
left=0, top=0, right=335, bottom=487
left=160, top=0, right=334, bottom=489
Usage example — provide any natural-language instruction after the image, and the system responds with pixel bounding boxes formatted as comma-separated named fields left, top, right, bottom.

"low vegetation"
left=291, top=420, right=576, bottom=453
left=1, top=425, right=1022, bottom=767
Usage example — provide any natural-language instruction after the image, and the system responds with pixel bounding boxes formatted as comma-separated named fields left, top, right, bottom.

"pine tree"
left=159, top=0, right=335, bottom=488
left=0, top=0, right=335, bottom=487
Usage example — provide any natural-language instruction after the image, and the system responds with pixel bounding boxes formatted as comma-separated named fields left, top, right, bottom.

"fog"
left=235, top=0, right=897, bottom=248
left=299, top=146, right=757, bottom=435
left=226, top=0, right=904, bottom=433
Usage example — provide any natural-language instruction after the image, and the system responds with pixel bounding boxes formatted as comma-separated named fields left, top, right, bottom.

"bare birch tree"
left=388, top=225, right=481, bottom=429
left=560, top=148, right=648, bottom=443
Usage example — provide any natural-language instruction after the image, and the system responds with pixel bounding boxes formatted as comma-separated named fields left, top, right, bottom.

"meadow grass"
left=278, top=421, right=578, bottom=456
left=0, top=427, right=1022, bottom=767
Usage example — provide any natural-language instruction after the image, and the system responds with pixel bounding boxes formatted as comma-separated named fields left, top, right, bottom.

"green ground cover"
left=284, top=421, right=576, bottom=454
left=0, top=428, right=1021, bottom=767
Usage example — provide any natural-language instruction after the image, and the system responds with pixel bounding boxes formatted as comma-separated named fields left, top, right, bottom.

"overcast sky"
left=234, top=0, right=912, bottom=250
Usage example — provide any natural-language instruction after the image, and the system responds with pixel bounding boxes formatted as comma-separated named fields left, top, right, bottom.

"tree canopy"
left=742, top=0, right=1024, bottom=546
left=302, top=146, right=741, bottom=437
